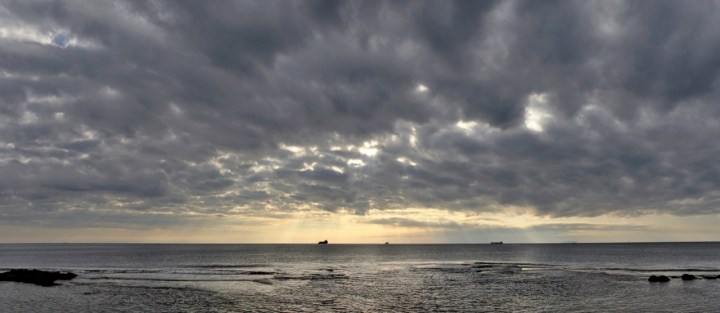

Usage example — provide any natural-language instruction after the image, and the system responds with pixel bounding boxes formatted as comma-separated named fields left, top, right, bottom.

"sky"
left=1, top=0, right=720, bottom=243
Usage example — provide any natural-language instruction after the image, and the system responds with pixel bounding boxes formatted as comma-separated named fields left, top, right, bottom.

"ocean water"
left=1, top=243, right=719, bottom=312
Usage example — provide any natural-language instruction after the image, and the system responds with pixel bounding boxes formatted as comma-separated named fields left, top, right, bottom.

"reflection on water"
left=1, top=243, right=719, bottom=312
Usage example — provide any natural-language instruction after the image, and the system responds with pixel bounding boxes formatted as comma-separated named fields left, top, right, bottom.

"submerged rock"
left=252, top=278, right=273, bottom=285
left=274, top=273, right=349, bottom=280
left=648, top=275, right=670, bottom=282
left=702, top=275, right=717, bottom=280
left=0, top=269, right=77, bottom=287
left=246, top=271, right=275, bottom=275
left=681, top=274, right=697, bottom=280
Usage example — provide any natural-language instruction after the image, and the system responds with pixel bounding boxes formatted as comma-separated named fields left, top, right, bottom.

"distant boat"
left=318, top=240, right=328, bottom=244
left=490, top=241, right=503, bottom=244
left=385, top=242, right=389, bottom=244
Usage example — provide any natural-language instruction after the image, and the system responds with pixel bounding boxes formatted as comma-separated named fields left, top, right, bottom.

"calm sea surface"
left=1, top=243, right=719, bottom=312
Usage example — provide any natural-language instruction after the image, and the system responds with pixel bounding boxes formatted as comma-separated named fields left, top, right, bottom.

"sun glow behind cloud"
left=2, top=1, right=720, bottom=243
left=3, top=208, right=717, bottom=243
left=524, top=93, right=554, bottom=132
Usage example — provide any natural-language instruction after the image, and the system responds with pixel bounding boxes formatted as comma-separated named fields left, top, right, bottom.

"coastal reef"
left=648, top=275, right=670, bottom=282
left=681, top=274, right=697, bottom=280
left=0, top=269, right=77, bottom=287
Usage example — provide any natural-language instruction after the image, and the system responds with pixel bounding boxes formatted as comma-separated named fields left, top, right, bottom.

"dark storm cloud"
left=2, top=0, right=720, bottom=228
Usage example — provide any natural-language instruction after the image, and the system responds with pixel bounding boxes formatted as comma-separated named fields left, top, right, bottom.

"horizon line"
left=2, top=240, right=719, bottom=245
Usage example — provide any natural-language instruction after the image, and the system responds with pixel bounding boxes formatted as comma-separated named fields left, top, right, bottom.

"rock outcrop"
left=0, top=269, right=78, bottom=287
left=648, top=275, right=670, bottom=282
left=681, top=274, right=697, bottom=280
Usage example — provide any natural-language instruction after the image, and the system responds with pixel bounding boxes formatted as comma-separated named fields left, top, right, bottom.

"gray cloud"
left=362, top=218, right=648, bottom=233
left=2, top=0, right=720, bottom=228
left=364, top=217, right=464, bottom=229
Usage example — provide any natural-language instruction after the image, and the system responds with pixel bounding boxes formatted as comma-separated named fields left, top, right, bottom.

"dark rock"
left=681, top=274, right=697, bottom=280
left=648, top=275, right=670, bottom=282
left=0, top=269, right=78, bottom=287
left=246, top=271, right=275, bottom=275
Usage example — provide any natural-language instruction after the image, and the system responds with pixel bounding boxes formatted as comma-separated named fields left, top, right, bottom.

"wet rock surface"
left=244, top=271, right=275, bottom=275
left=648, top=275, right=671, bottom=282
left=0, top=269, right=78, bottom=287
left=681, top=274, right=697, bottom=281
left=273, top=273, right=349, bottom=280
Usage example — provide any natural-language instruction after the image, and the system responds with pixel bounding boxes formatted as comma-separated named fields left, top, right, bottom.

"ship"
left=385, top=242, right=389, bottom=244
left=318, top=240, right=328, bottom=244
left=490, top=241, right=503, bottom=244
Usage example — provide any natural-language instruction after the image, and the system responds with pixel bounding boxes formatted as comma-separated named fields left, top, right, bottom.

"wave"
left=593, top=267, right=720, bottom=272
left=71, top=268, right=278, bottom=276
left=83, top=273, right=349, bottom=282
left=185, top=264, right=270, bottom=268
left=411, top=267, right=473, bottom=273
left=85, top=277, right=258, bottom=282
left=464, top=262, right=720, bottom=273
left=472, top=261, right=556, bottom=267
left=5, top=261, right=719, bottom=280
left=273, top=273, right=349, bottom=280
left=414, top=264, right=523, bottom=274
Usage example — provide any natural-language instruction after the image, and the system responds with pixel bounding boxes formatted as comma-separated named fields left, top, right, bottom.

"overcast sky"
left=2, top=0, right=720, bottom=243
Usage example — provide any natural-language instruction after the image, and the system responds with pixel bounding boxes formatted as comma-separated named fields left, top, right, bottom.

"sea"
left=1, top=242, right=719, bottom=312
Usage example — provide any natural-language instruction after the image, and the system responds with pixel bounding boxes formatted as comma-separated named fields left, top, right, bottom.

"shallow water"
left=1, top=243, right=719, bottom=312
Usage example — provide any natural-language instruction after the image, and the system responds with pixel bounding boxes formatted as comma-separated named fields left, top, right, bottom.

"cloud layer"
left=2, top=0, right=720, bottom=230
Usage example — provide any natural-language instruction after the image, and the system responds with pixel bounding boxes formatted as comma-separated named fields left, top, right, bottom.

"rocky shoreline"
left=648, top=273, right=720, bottom=282
left=0, top=269, right=77, bottom=287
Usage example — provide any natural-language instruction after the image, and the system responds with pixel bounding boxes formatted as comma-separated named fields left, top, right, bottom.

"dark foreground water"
left=1, top=243, right=719, bottom=312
